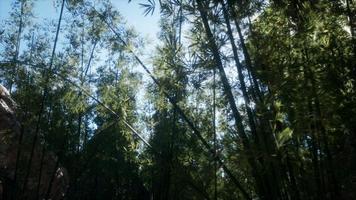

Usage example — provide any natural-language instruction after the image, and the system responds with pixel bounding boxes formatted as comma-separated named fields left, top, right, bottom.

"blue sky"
left=0, top=0, right=160, bottom=44
left=0, top=0, right=161, bottom=77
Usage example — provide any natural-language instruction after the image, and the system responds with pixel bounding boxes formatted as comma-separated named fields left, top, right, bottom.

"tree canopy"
left=0, top=0, right=355, bottom=199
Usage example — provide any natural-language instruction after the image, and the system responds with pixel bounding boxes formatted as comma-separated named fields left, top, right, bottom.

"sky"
left=0, top=0, right=161, bottom=47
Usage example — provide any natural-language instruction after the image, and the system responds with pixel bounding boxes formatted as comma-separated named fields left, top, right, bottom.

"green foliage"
left=1, top=0, right=356, bottom=199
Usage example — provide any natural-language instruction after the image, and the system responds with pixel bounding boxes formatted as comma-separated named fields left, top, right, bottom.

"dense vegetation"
left=0, top=0, right=355, bottom=199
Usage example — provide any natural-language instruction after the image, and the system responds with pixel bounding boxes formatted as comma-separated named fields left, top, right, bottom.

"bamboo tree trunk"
left=196, top=1, right=262, bottom=199
left=220, top=0, right=259, bottom=144
left=309, top=71, right=339, bottom=198
left=308, top=100, right=324, bottom=200
left=220, top=5, right=283, bottom=198
left=286, top=154, right=301, bottom=200
left=77, top=114, right=82, bottom=152
left=346, top=0, right=355, bottom=55
left=196, top=0, right=250, bottom=152
left=9, top=0, right=24, bottom=94
left=222, top=2, right=299, bottom=199
left=213, top=68, right=217, bottom=200
left=35, top=145, right=46, bottom=199
left=227, top=2, right=262, bottom=101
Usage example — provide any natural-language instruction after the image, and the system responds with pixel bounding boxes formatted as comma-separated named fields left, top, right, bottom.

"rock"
left=0, top=84, right=68, bottom=199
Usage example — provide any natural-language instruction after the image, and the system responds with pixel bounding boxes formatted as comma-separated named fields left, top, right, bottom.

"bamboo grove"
left=0, top=0, right=355, bottom=199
